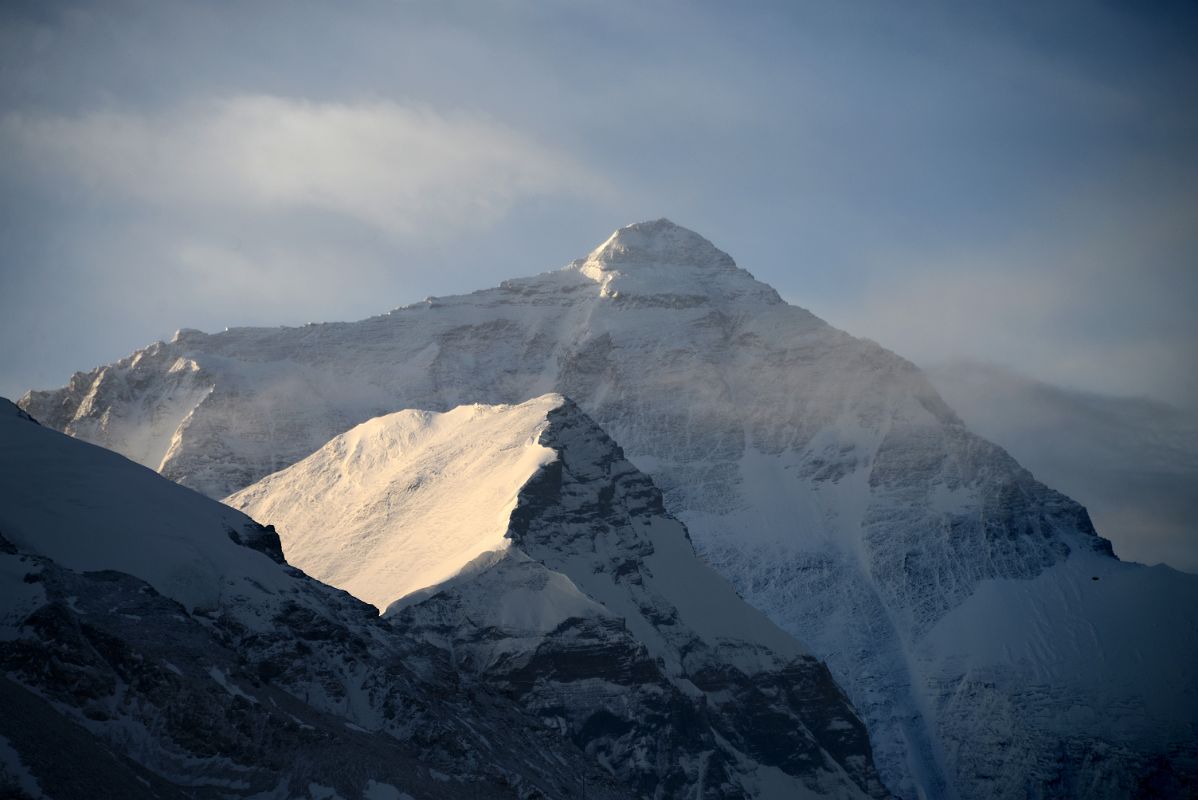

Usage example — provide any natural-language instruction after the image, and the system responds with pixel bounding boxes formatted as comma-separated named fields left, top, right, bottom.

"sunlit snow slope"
left=229, top=395, right=891, bottom=799
left=228, top=398, right=560, bottom=609
left=24, top=220, right=1198, bottom=798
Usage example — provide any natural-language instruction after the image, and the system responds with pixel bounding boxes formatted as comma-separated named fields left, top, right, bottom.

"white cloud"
left=1, top=95, right=606, bottom=240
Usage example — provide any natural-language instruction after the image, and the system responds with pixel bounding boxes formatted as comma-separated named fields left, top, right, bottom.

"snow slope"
left=920, top=552, right=1198, bottom=795
left=227, top=399, right=559, bottom=609
left=0, top=402, right=293, bottom=617
left=230, top=395, right=890, bottom=799
left=22, top=219, right=1198, bottom=797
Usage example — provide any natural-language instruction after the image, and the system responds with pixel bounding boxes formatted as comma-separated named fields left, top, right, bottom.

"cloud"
left=817, top=259, right=1197, bottom=409
left=809, top=139, right=1198, bottom=410
left=0, top=95, right=607, bottom=241
left=0, top=94, right=620, bottom=401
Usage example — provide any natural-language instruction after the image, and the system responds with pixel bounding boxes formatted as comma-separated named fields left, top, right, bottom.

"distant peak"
left=585, top=219, right=737, bottom=272
left=568, top=219, right=783, bottom=307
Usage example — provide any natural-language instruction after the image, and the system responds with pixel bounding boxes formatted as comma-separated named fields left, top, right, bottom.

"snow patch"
left=363, top=781, right=414, bottom=800
left=306, top=783, right=345, bottom=800
left=207, top=667, right=258, bottom=704
left=0, top=735, right=45, bottom=799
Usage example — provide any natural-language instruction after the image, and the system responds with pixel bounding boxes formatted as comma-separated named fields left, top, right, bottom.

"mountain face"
left=0, top=398, right=632, bottom=799
left=927, top=360, right=1198, bottom=574
left=20, top=219, right=1198, bottom=797
left=227, top=394, right=890, bottom=799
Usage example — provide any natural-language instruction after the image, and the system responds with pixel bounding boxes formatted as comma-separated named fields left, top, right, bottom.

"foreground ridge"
left=230, top=394, right=891, bottom=798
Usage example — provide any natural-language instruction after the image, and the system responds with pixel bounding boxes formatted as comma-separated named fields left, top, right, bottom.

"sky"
left=1, top=0, right=1196, bottom=410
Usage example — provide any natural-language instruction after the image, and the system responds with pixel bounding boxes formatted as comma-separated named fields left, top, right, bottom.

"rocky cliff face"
left=21, top=220, right=1198, bottom=798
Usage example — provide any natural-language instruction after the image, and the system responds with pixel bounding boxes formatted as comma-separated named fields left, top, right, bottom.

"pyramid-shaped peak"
left=586, top=219, right=737, bottom=272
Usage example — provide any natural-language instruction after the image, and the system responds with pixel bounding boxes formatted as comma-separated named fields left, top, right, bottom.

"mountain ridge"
left=230, top=393, right=890, bottom=798
left=18, top=220, right=1196, bottom=798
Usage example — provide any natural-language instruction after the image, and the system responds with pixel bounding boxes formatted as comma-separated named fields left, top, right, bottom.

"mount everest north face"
left=18, top=219, right=1198, bottom=798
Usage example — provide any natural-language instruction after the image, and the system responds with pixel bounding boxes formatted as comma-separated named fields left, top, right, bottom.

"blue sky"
left=1, top=0, right=1196, bottom=407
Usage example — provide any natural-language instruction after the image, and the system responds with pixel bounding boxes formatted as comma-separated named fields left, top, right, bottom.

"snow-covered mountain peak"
left=585, top=218, right=736, bottom=271
left=575, top=218, right=783, bottom=305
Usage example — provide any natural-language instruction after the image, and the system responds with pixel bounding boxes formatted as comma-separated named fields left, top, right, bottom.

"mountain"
left=227, top=394, right=890, bottom=799
left=20, top=219, right=1198, bottom=797
left=927, top=360, right=1198, bottom=574
left=0, top=397, right=635, bottom=799
left=0, top=395, right=888, bottom=799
